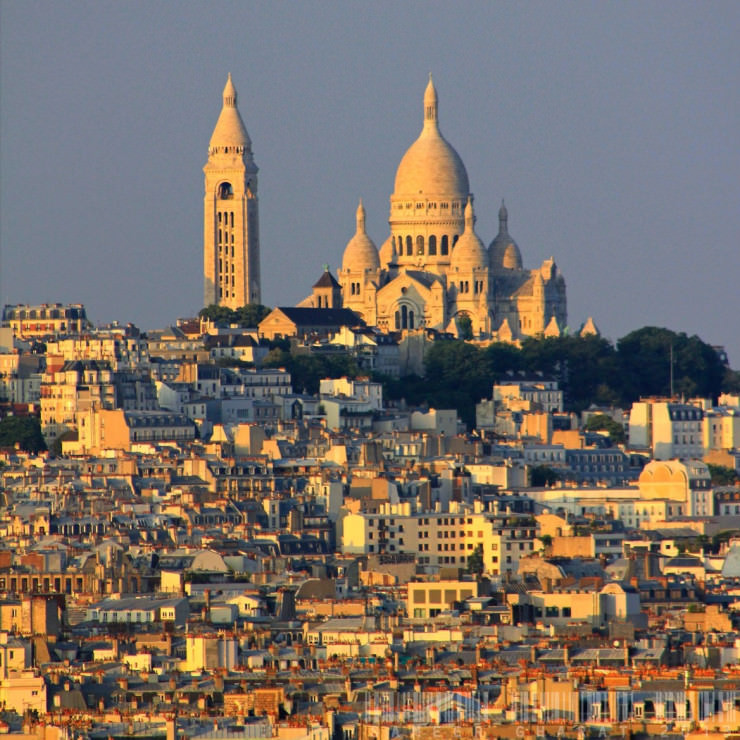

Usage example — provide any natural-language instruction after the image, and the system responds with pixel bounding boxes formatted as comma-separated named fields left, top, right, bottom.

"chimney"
left=426, top=646, right=435, bottom=667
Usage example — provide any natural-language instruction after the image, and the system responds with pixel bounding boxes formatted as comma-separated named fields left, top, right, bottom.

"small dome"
left=209, top=74, right=252, bottom=152
left=450, top=199, right=486, bottom=271
left=342, top=200, right=380, bottom=272
left=378, top=235, right=397, bottom=267
left=393, top=76, right=469, bottom=198
left=489, top=200, right=522, bottom=271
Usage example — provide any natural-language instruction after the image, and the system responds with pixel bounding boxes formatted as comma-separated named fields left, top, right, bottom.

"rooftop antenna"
left=670, top=342, right=674, bottom=398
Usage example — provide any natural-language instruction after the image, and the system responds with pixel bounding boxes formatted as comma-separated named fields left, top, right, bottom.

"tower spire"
left=464, top=196, right=475, bottom=230
left=223, top=73, right=237, bottom=107
left=498, top=199, right=508, bottom=233
left=356, top=198, right=366, bottom=233
left=424, top=74, right=438, bottom=127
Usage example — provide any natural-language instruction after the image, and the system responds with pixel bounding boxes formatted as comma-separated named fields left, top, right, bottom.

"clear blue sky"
left=1, top=2, right=739, bottom=363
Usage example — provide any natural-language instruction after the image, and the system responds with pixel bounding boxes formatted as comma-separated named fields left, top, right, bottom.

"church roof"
left=393, top=76, right=469, bottom=199
left=313, top=269, right=340, bottom=289
left=402, top=270, right=444, bottom=289
left=208, top=73, right=252, bottom=153
left=265, top=307, right=364, bottom=328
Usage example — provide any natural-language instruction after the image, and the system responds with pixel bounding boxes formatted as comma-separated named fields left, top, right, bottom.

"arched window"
left=453, top=234, right=459, bottom=247
left=395, top=311, right=400, bottom=330
left=428, top=235, right=437, bottom=255
left=406, top=236, right=413, bottom=256
left=416, top=235, right=424, bottom=255
left=441, top=235, right=449, bottom=255
left=218, top=182, right=234, bottom=199
left=397, top=235, right=404, bottom=253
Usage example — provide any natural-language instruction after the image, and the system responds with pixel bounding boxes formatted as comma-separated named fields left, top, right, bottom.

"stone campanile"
left=203, top=74, right=261, bottom=308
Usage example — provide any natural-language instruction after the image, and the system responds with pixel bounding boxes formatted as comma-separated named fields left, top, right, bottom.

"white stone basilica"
left=328, top=76, right=567, bottom=340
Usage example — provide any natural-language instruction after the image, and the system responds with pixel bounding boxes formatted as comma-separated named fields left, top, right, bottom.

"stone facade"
left=336, top=77, right=567, bottom=340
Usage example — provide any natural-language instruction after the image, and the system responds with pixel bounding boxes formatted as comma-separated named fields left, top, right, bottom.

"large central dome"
left=393, top=76, right=469, bottom=199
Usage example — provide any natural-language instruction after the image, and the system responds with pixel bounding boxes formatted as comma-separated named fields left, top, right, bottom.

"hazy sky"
left=1, top=2, right=739, bottom=363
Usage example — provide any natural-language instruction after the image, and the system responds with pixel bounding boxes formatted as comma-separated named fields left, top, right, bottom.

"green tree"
left=264, top=348, right=361, bottom=395
left=198, top=304, right=235, bottom=323
left=706, top=463, right=739, bottom=486
left=199, top=303, right=271, bottom=328
left=0, top=416, right=46, bottom=454
left=722, top=367, right=740, bottom=394
left=616, top=327, right=725, bottom=404
left=519, top=335, right=619, bottom=412
left=233, top=304, right=271, bottom=327
left=584, top=413, right=626, bottom=444
left=530, top=465, right=560, bottom=487
left=466, top=544, right=484, bottom=577
left=457, top=315, right=473, bottom=341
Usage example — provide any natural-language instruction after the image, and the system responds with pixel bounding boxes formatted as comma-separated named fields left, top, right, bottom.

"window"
left=428, top=235, right=437, bottom=255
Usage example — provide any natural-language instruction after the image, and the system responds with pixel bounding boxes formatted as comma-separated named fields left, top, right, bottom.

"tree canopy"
left=584, top=413, right=626, bottom=444
left=199, top=304, right=271, bottom=327
left=707, top=463, right=740, bottom=487
left=247, top=324, right=732, bottom=430
left=0, top=416, right=46, bottom=454
left=263, top=348, right=361, bottom=395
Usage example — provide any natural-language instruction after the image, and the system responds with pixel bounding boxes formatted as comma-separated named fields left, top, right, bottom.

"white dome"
left=451, top=199, right=486, bottom=271
left=393, top=77, right=469, bottom=199
left=342, top=200, right=380, bottom=272
left=489, top=201, right=522, bottom=271
left=378, top=235, right=397, bottom=267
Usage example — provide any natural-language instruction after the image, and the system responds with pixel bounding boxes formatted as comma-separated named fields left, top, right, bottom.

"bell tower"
left=203, top=74, right=261, bottom=308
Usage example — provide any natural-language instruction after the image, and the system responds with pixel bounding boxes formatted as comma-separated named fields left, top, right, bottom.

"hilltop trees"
left=380, top=326, right=730, bottom=427
left=616, top=327, right=725, bottom=401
